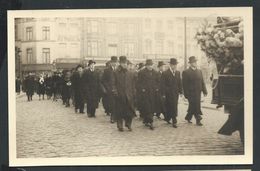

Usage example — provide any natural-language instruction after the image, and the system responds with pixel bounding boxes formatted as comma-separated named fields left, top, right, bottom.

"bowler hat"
left=158, top=61, right=166, bottom=67
left=119, top=56, right=127, bottom=63
left=75, top=64, right=83, bottom=70
left=88, top=60, right=96, bottom=66
left=138, top=63, right=144, bottom=70
left=169, top=58, right=178, bottom=65
left=110, top=56, right=118, bottom=63
left=145, top=59, right=154, bottom=66
left=188, top=56, right=197, bottom=63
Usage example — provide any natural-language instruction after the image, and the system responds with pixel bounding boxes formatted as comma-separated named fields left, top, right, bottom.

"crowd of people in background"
left=16, top=55, right=207, bottom=132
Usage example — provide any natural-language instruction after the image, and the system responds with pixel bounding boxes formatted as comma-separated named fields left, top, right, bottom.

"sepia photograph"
left=8, top=7, right=253, bottom=166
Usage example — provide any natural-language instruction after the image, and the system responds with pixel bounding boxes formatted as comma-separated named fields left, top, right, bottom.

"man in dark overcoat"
left=101, top=61, right=111, bottom=116
left=84, top=60, right=101, bottom=117
left=114, top=56, right=136, bottom=132
left=182, top=56, right=207, bottom=126
left=101, top=56, right=118, bottom=123
left=155, top=61, right=166, bottom=119
left=137, top=59, right=159, bottom=130
left=24, top=72, right=35, bottom=101
left=161, top=58, right=183, bottom=128
left=71, top=64, right=85, bottom=113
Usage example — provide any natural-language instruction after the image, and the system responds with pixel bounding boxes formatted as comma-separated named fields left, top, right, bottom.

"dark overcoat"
left=37, top=77, right=46, bottom=95
left=161, top=69, right=182, bottom=118
left=83, top=69, right=101, bottom=108
left=24, top=75, right=35, bottom=96
left=71, top=71, right=85, bottom=104
left=154, top=71, right=166, bottom=114
left=101, top=66, right=117, bottom=113
left=114, top=66, right=136, bottom=119
left=16, top=78, right=21, bottom=93
left=182, top=67, right=207, bottom=115
left=137, top=68, right=159, bottom=115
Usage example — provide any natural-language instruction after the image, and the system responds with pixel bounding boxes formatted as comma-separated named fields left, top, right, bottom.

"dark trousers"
left=117, top=116, right=133, bottom=129
left=27, top=95, right=32, bottom=101
left=74, top=94, right=84, bottom=113
left=185, top=96, right=202, bottom=121
left=87, top=101, right=97, bottom=116
left=143, top=113, right=153, bottom=124
left=165, top=114, right=177, bottom=124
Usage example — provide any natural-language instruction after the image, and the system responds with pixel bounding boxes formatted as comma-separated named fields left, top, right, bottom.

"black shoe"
left=165, top=120, right=171, bottom=124
left=75, top=109, right=78, bottom=113
left=126, top=125, right=132, bottom=131
left=149, top=124, right=154, bottom=130
left=185, top=118, right=192, bottom=123
left=144, top=123, right=149, bottom=127
left=196, top=121, right=203, bottom=126
left=172, top=124, right=178, bottom=128
left=118, top=128, right=124, bottom=132
left=110, top=120, right=115, bottom=123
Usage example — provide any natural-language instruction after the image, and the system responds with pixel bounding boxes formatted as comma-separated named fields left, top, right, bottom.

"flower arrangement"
left=195, top=18, right=244, bottom=74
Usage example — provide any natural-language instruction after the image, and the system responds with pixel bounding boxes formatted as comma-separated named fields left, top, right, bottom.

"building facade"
left=15, top=17, right=216, bottom=77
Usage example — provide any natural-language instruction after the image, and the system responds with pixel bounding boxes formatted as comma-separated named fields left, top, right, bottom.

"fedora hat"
left=158, top=61, right=166, bottom=67
left=75, top=64, right=83, bottom=70
left=88, top=60, right=96, bottom=66
left=110, top=56, right=118, bottom=63
left=188, top=56, right=197, bottom=63
left=145, top=59, right=154, bottom=66
left=169, top=58, right=178, bottom=65
left=119, top=56, right=127, bottom=63
left=138, top=63, right=145, bottom=70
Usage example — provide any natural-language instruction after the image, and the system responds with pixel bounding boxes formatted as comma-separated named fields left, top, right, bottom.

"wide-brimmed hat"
left=145, top=59, right=154, bottom=66
left=158, top=61, right=166, bottom=67
left=169, top=58, right=178, bottom=65
left=119, top=56, right=127, bottom=63
left=188, top=56, right=197, bottom=63
left=110, top=56, right=118, bottom=63
left=75, top=64, right=83, bottom=70
left=88, top=60, right=96, bottom=66
left=138, top=63, right=145, bottom=70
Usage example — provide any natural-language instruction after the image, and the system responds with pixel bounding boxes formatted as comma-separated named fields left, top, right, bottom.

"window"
left=108, top=44, right=117, bottom=57
left=42, top=26, right=50, bottom=40
left=58, top=23, right=66, bottom=41
left=127, top=24, right=135, bottom=36
left=26, top=48, right=33, bottom=64
left=87, top=20, right=99, bottom=33
left=178, top=44, right=184, bottom=55
left=167, top=41, right=174, bottom=54
left=87, top=41, right=98, bottom=56
left=26, top=27, right=33, bottom=41
left=145, top=18, right=151, bottom=29
left=156, top=20, right=163, bottom=30
left=107, top=23, right=117, bottom=35
left=42, top=48, right=50, bottom=63
left=168, top=20, right=173, bottom=30
left=124, top=43, right=134, bottom=57
left=145, top=39, right=152, bottom=54
left=155, top=40, right=163, bottom=54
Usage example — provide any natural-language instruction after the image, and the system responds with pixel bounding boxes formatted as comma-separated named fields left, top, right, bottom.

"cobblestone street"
left=16, top=95, right=243, bottom=158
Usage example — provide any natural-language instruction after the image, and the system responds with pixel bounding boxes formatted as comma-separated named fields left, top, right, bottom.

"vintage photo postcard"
left=8, top=7, right=253, bottom=166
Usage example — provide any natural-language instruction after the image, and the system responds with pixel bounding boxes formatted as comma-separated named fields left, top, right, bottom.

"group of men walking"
left=21, top=55, right=207, bottom=132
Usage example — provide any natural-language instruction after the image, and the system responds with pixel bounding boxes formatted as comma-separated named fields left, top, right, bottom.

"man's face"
left=146, top=65, right=153, bottom=71
left=120, top=62, right=128, bottom=69
left=170, top=64, right=177, bottom=71
left=190, top=61, right=197, bottom=68
left=77, top=67, right=83, bottom=73
left=89, top=63, right=95, bottom=70
left=111, top=62, right=117, bottom=67
left=159, top=65, right=165, bottom=72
